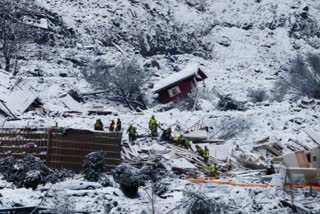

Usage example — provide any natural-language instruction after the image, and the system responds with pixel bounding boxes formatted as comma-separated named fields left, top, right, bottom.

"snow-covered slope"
left=1, top=0, right=320, bottom=213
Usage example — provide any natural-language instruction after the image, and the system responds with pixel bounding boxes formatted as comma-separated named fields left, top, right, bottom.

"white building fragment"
left=279, top=128, right=320, bottom=186
left=0, top=70, right=42, bottom=118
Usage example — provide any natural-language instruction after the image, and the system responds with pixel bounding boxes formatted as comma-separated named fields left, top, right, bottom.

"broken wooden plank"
left=255, top=137, right=270, bottom=145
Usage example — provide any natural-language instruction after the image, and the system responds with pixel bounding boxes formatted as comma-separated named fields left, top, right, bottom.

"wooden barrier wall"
left=0, top=128, right=122, bottom=171
left=0, top=128, right=48, bottom=161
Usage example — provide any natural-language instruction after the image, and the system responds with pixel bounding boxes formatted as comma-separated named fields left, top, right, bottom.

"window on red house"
left=168, top=86, right=181, bottom=97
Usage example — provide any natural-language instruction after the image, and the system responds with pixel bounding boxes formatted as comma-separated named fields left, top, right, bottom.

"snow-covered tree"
left=83, top=58, right=149, bottom=111
left=0, top=0, right=37, bottom=73
left=275, top=53, right=320, bottom=100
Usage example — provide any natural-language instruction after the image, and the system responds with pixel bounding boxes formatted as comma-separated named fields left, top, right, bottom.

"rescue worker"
left=182, top=138, right=193, bottom=151
left=109, top=120, right=115, bottom=132
left=127, top=125, right=137, bottom=143
left=203, top=146, right=209, bottom=163
left=149, top=115, right=158, bottom=137
left=161, top=128, right=172, bottom=141
left=266, top=165, right=275, bottom=175
left=151, top=122, right=158, bottom=137
left=116, top=118, right=122, bottom=132
left=210, top=164, right=219, bottom=178
left=173, top=134, right=182, bottom=144
left=94, top=119, right=104, bottom=131
left=131, top=126, right=137, bottom=143
left=196, top=145, right=204, bottom=157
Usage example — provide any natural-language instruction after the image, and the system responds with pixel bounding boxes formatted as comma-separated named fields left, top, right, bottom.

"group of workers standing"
left=95, top=115, right=218, bottom=177
left=148, top=116, right=192, bottom=151
left=94, top=118, right=122, bottom=132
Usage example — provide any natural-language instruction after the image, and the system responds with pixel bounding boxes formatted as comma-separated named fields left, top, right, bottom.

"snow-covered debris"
left=0, top=71, right=40, bottom=117
left=61, top=94, right=87, bottom=113
left=184, top=130, right=208, bottom=141
left=164, top=157, right=197, bottom=170
left=0, top=0, right=320, bottom=212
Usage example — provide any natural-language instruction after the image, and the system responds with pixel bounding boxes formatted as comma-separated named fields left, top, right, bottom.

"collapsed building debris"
left=61, top=94, right=87, bottom=114
left=183, top=117, right=225, bottom=144
left=253, top=137, right=284, bottom=158
left=0, top=70, right=43, bottom=118
left=121, top=138, right=224, bottom=176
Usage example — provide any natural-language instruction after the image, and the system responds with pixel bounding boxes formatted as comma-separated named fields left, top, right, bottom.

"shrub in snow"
left=46, top=169, right=75, bottom=184
left=49, top=191, right=76, bottom=214
left=247, top=88, right=268, bottom=103
left=217, top=95, right=245, bottom=111
left=184, top=191, right=215, bottom=214
left=0, top=156, right=53, bottom=189
left=139, top=166, right=168, bottom=182
left=289, top=13, right=320, bottom=47
left=98, top=174, right=113, bottom=187
left=83, top=151, right=105, bottom=182
left=154, top=181, right=169, bottom=197
left=184, top=190, right=227, bottom=214
left=210, top=116, right=252, bottom=140
left=112, top=164, right=146, bottom=198
left=0, top=156, right=15, bottom=179
left=275, top=53, right=320, bottom=101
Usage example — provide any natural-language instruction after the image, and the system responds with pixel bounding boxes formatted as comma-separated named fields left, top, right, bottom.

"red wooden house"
left=152, top=63, right=208, bottom=104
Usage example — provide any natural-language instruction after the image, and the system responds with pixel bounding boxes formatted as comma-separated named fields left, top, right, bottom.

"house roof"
left=0, top=70, right=39, bottom=117
left=152, top=63, right=208, bottom=93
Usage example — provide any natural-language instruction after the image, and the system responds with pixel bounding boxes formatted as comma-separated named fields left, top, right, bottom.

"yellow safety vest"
left=203, top=150, right=209, bottom=158
left=210, top=164, right=216, bottom=172
left=173, top=134, right=181, bottom=142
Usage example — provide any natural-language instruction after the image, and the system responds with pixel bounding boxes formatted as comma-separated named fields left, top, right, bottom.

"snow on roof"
left=152, top=63, right=207, bottom=93
left=184, top=130, right=208, bottom=140
left=0, top=74, right=39, bottom=117
left=6, top=80, right=39, bottom=116
left=61, top=94, right=87, bottom=113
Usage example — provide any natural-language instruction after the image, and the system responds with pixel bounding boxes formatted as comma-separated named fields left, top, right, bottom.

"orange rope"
left=187, top=178, right=320, bottom=191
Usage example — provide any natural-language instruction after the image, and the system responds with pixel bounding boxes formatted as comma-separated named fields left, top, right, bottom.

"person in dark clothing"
left=266, top=165, right=275, bottom=175
left=182, top=138, right=193, bottom=151
left=94, top=119, right=104, bottom=131
left=196, top=145, right=204, bottom=157
left=161, top=128, right=172, bottom=141
left=109, top=120, right=115, bottom=131
left=116, top=118, right=122, bottom=132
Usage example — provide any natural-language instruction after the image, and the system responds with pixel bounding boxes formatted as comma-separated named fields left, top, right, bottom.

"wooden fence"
left=0, top=128, right=122, bottom=171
